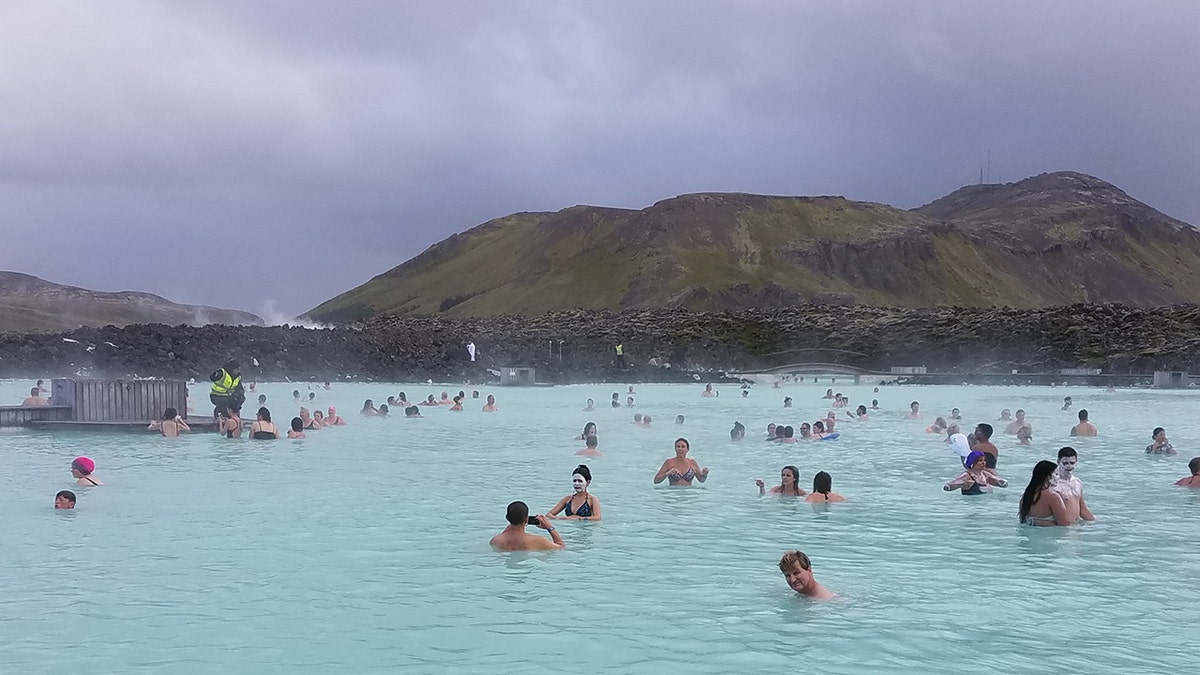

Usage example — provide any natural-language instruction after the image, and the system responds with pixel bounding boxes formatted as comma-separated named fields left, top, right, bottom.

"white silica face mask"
left=572, top=474, right=587, bottom=493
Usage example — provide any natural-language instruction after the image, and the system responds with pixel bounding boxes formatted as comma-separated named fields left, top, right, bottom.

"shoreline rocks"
left=0, top=304, right=1195, bottom=383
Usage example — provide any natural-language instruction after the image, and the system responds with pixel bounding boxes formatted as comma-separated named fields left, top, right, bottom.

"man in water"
left=905, top=401, right=921, bottom=419
left=55, top=490, right=76, bottom=509
left=209, top=359, right=245, bottom=420
left=1004, top=409, right=1029, bottom=435
left=1050, top=447, right=1095, bottom=523
left=1062, top=396, right=1072, bottom=411
left=778, top=550, right=835, bottom=600
left=21, top=387, right=49, bottom=406
left=1071, top=409, right=1098, bottom=437
left=489, top=501, right=565, bottom=551
left=973, top=423, right=1000, bottom=468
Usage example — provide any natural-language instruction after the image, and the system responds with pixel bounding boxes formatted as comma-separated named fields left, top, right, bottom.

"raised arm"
left=943, top=471, right=973, bottom=491
left=177, top=419, right=190, bottom=432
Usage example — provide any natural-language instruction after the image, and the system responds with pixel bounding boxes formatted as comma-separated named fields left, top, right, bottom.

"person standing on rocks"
left=614, top=342, right=625, bottom=369
left=208, top=359, right=244, bottom=421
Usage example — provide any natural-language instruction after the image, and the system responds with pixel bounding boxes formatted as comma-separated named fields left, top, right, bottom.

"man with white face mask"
left=1050, top=446, right=1095, bottom=523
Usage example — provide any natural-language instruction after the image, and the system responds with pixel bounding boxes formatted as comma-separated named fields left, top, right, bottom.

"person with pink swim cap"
left=71, top=456, right=103, bottom=486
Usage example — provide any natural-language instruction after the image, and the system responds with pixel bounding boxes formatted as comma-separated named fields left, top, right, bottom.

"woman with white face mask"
left=547, top=465, right=602, bottom=521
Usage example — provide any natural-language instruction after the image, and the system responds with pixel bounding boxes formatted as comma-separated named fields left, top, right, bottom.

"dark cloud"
left=1, top=1, right=1196, bottom=316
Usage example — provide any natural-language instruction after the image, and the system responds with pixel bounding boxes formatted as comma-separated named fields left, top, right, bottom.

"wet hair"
left=583, top=422, right=597, bottom=437
left=56, top=490, right=76, bottom=505
left=783, top=426, right=794, bottom=439
left=1058, top=446, right=1077, bottom=460
left=387, top=396, right=397, bottom=405
left=676, top=415, right=685, bottom=424
left=398, top=392, right=407, bottom=401
left=781, top=465, right=802, bottom=495
left=258, top=407, right=272, bottom=422
left=975, top=423, right=993, bottom=440
left=362, top=399, right=374, bottom=411
left=163, top=407, right=178, bottom=420
left=573, top=464, right=592, bottom=482
left=1078, top=409, right=1089, bottom=421
left=857, top=405, right=867, bottom=415
left=730, top=422, right=745, bottom=440
left=634, top=413, right=643, bottom=422
left=813, top=421, right=825, bottom=433
left=405, top=406, right=420, bottom=416
left=910, top=401, right=919, bottom=408
left=1019, top=460, right=1059, bottom=523
left=934, top=416, right=947, bottom=428
left=585, top=434, right=598, bottom=448
left=674, top=437, right=690, bottom=451
left=1153, top=427, right=1165, bottom=438
left=506, top=501, right=529, bottom=525
left=778, top=550, right=812, bottom=573
left=1190, top=457, right=1200, bottom=475
left=643, top=415, right=652, bottom=424
left=812, top=471, right=832, bottom=494
left=293, top=390, right=300, bottom=397
left=379, top=404, right=389, bottom=415
left=257, top=394, right=267, bottom=403
left=291, top=417, right=304, bottom=432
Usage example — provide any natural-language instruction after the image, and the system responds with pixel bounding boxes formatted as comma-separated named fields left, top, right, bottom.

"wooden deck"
left=0, top=405, right=74, bottom=427
left=25, top=418, right=236, bottom=433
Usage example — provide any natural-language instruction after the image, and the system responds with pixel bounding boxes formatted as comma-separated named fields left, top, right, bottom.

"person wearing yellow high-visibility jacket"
left=209, top=359, right=245, bottom=419
left=614, top=343, right=626, bottom=369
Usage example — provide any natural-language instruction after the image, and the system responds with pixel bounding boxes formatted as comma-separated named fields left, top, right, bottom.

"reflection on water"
left=1, top=380, right=1199, bottom=672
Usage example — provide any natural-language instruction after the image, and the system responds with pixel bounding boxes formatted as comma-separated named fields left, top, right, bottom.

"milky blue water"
left=2, top=379, right=1198, bottom=673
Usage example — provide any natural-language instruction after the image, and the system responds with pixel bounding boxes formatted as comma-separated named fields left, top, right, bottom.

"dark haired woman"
left=756, top=465, right=806, bottom=496
left=805, top=471, right=845, bottom=503
left=548, top=465, right=602, bottom=521
left=1146, top=427, right=1176, bottom=455
left=653, top=438, right=709, bottom=486
left=148, top=407, right=190, bottom=437
left=575, top=422, right=597, bottom=440
left=250, top=407, right=279, bottom=440
left=361, top=399, right=379, bottom=416
left=1019, top=460, right=1069, bottom=526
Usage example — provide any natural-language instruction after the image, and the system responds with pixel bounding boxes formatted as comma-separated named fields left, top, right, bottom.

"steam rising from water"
left=259, top=300, right=328, bottom=329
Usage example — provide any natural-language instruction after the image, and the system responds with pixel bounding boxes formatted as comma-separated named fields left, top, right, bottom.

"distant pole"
left=987, top=149, right=992, bottom=183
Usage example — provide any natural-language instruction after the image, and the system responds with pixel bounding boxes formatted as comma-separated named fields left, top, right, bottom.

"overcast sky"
left=1, top=1, right=1197, bottom=318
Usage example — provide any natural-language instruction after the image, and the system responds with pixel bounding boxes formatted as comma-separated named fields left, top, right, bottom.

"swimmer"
left=1012, top=425, right=1030, bottom=445
left=642, top=415, right=652, bottom=426
left=489, top=501, right=565, bottom=551
left=611, top=393, right=621, bottom=408
left=308, top=392, right=316, bottom=402
left=943, top=451, right=1008, bottom=495
left=220, top=406, right=242, bottom=438
left=1070, top=409, right=1097, bottom=437
left=784, top=396, right=793, bottom=408
left=55, top=490, right=76, bottom=509
left=325, top=406, right=346, bottom=425
left=1049, top=447, right=1095, bottom=522
left=764, top=423, right=777, bottom=441
left=822, top=388, right=834, bottom=399
left=482, top=395, right=498, bottom=412
left=832, top=393, right=846, bottom=408
left=292, top=389, right=302, bottom=403
left=257, top=394, right=267, bottom=407
left=926, top=417, right=948, bottom=434
left=798, top=422, right=812, bottom=440
left=824, top=413, right=837, bottom=432
left=404, top=406, right=422, bottom=418
left=250, top=407, right=279, bottom=439
left=576, top=422, right=598, bottom=441
left=627, top=395, right=636, bottom=407
left=811, top=420, right=827, bottom=439
left=420, top=395, right=438, bottom=407
left=299, top=407, right=321, bottom=429
left=740, top=389, right=749, bottom=398
left=633, top=413, right=643, bottom=425
left=1175, top=457, right=1200, bottom=487
left=999, top=408, right=1012, bottom=422
left=1062, top=396, right=1072, bottom=411
left=779, top=550, right=835, bottom=600
left=439, top=391, right=452, bottom=405
left=583, top=398, right=595, bottom=411
left=1004, top=409, right=1029, bottom=435
left=287, top=417, right=306, bottom=438
left=71, top=456, right=102, bottom=486
left=730, top=421, right=746, bottom=440
left=870, top=399, right=879, bottom=410
left=905, top=401, right=921, bottom=420
left=702, top=383, right=717, bottom=397
left=676, top=415, right=685, bottom=425
left=972, top=423, right=1000, bottom=467
left=949, top=407, right=961, bottom=421
left=779, top=426, right=797, bottom=443
left=1146, top=427, right=1176, bottom=455
left=147, top=407, right=190, bottom=437
left=576, top=434, right=602, bottom=457
left=312, top=409, right=327, bottom=427
left=1018, top=460, right=1070, bottom=526
left=805, top=471, right=845, bottom=503
left=653, top=438, right=709, bottom=486
left=627, top=385, right=635, bottom=395
left=471, top=391, right=479, bottom=399
left=21, top=386, right=49, bottom=406
left=851, top=405, right=868, bottom=421
left=362, top=399, right=380, bottom=415
left=548, top=465, right=602, bottom=521
left=378, top=404, right=390, bottom=417
left=449, top=396, right=463, bottom=412
left=756, top=465, right=807, bottom=496
left=396, top=392, right=410, bottom=407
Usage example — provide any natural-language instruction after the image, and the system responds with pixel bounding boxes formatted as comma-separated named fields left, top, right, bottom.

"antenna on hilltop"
left=986, top=149, right=992, bottom=184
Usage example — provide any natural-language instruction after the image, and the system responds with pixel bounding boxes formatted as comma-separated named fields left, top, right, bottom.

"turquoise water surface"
left=3, top=379, right=1198, bottom=673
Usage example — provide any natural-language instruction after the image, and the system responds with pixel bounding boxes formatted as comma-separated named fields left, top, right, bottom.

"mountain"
left=0, top=272, right=263, bottom=332
left=305, top=171, right=1200, bottom=321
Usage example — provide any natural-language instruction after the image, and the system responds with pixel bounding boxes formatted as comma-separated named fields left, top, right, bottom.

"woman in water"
left=653, top=438, right=710, bottom=486
left=1016, top=425, right=1033, bottom=445
left=299, top=407, right=321, bottom=429
left=1146, top=427, right=1177, bottom=455
left=1019, top=460, right=1070, bottom=525
left=811, top=420, right=827, bottom=439
left=71, top=456, right=102, bottom=486
left=220, top=405, right=242, bottom=438
left=583, top=398, right=595, bottom=411
left=482, top=394, right=498, bottom=412
left=1175, top=457, right=1200, bottom=486
left=449, top=396, right=463, bottom=412
left=148, top=407, right=190, bottom=437
left=701, top=383, right=717, bottom=397
left=548, top=465, right=602, bottom=521
left=756, top=465, right=807, bottom=496
left=805, top=471, right=845, bottom=503
left=576, top=422, right=597, bottom=440
left=926, top=417, right=948, bottom=434
left=396, top=392, right=410, bottom=407
left=943, top=451, right=1008, bottom=495
left=361, top=399, right=379, bottom=416
left=576, top=434, right=601, bottom=457
left=250, top=407, right=279, bottom=439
